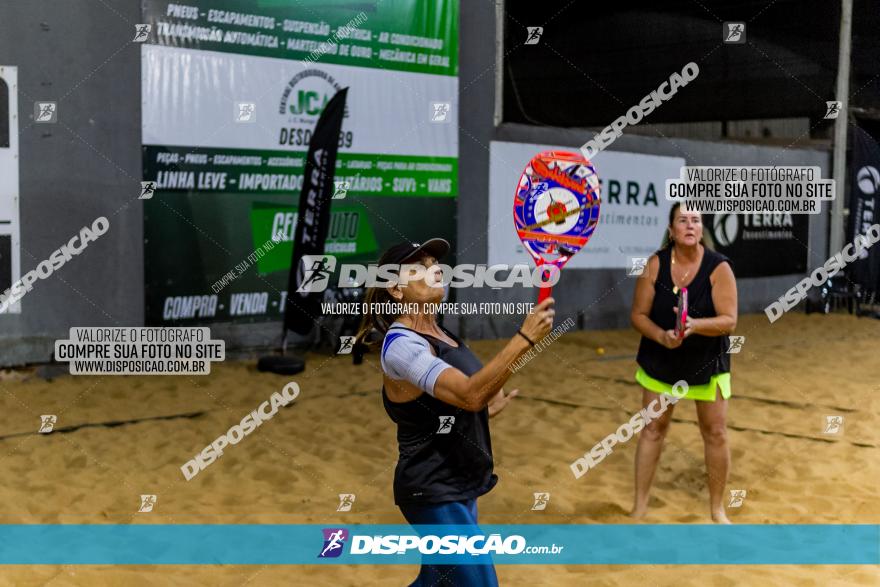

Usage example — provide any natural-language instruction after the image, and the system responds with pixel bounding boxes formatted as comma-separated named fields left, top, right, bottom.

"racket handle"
left=538, top=286, right=552, bottom=303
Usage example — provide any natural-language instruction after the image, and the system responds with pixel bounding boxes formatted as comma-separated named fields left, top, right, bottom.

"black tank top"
left=382, top=325, right=497, bottom=505
left=636, top=246, right=732, bottom=385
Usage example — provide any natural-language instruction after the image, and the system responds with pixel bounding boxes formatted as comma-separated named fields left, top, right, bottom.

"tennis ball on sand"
left=596, top=347, right=605, bottom=355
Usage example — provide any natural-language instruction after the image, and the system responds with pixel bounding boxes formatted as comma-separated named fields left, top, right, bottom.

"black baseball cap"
left=378, top=238, right=450, bottom=266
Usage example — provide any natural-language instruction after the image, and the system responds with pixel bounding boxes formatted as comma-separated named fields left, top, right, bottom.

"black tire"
left=256, top=355, right=306, bottom=375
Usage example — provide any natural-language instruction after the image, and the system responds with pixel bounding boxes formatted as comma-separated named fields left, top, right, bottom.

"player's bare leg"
left=631, top=388, right=675, bottom=519
left=696, top=390, right=731, bottom=524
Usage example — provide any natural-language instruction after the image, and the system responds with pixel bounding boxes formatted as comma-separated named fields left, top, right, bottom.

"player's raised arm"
left=431, top=297, right=554, bottom=411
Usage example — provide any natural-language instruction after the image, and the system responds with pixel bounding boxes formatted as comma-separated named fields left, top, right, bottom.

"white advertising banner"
left=142, top=44, right=457, bottom=157
left=140, top=0, right=460, bottom=325
left=488, top=140, right=685, bottom=269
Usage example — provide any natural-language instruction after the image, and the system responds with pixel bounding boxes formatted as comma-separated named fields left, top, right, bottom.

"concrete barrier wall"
left=0, top=0, right=143, bottom=366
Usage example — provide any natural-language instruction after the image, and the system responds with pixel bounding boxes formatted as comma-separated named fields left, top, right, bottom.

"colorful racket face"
left=513, top=151, right=601, bottom=302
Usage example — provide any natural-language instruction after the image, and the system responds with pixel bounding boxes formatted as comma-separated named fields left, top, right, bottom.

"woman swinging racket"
left=355, top=238, right=554, bottom=586
left=630, top=203, right=738, bottom=523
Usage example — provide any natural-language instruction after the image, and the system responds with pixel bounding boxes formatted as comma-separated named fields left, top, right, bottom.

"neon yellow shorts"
left=635, top=367, right=731, bottom=402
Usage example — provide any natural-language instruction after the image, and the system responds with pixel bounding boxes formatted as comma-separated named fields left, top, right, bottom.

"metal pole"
left=493, top=0, right=504, bottom=127
left=830, top=0, right=853, bottom=253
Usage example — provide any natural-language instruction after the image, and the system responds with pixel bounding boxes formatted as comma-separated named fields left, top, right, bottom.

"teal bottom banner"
left=1, top=525, right=877, bottom=565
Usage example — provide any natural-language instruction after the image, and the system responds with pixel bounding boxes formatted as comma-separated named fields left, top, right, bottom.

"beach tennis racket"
left=674, top=287, right=688, bottom=338
left=513, top=151, right=601, bottom=302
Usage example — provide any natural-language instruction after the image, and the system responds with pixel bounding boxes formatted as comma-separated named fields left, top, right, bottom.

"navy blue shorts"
left=398, top=498, right=499, bottom=587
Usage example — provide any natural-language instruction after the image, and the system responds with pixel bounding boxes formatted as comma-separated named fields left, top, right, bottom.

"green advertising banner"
left=141, top=0, right=459, bottom=324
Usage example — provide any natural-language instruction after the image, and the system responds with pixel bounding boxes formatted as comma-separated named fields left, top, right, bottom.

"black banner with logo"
left=705, top=213, right=809, bottom=278
left=847, top=122, right=880, bottom=293
left=284, top=88, right=348, bottom=335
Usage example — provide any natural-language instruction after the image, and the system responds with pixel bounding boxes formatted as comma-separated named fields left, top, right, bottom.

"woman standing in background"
left=629, top=203, right=738, bottom=523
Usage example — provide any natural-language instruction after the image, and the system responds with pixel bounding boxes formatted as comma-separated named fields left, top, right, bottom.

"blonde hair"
left=354, top=284, right=400, bottom=349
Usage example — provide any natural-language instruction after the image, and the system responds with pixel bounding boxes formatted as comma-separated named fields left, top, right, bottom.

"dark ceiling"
left=501, top=0, right=880, bottom=127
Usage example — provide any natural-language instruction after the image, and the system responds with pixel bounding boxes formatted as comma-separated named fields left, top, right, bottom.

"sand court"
left=1, top=312, right=877, bottom=584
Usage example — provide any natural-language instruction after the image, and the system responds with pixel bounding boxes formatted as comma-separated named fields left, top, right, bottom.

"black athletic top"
left=636, top=246, right=732, bottom=385
left=382, top=325, right=497, bottom=505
